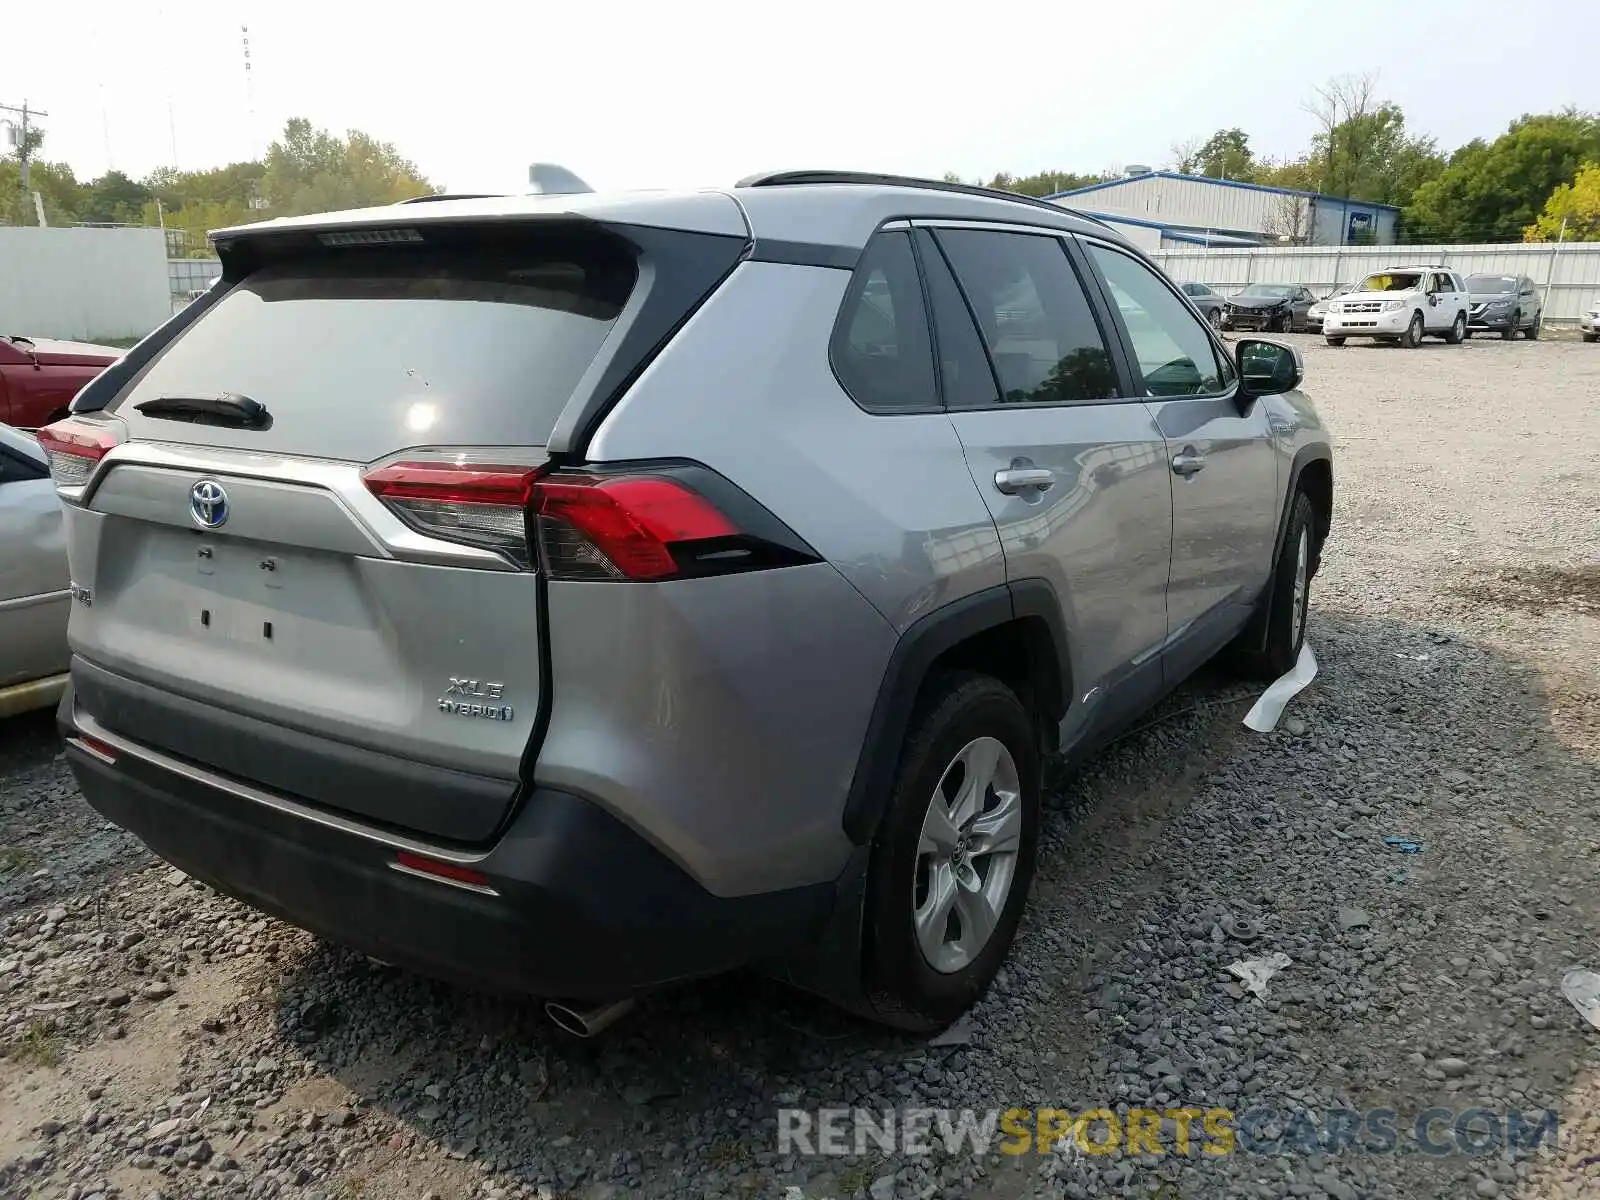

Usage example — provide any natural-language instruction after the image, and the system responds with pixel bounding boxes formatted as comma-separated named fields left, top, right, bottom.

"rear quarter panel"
left=586, top=260, right=1007, bottom=633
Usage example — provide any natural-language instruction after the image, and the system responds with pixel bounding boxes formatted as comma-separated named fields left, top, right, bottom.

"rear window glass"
left=114, top=237, right=636, bottom=460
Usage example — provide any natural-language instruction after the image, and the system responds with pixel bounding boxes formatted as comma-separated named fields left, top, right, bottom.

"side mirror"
left=1236, top=338, right=1302, bottom=404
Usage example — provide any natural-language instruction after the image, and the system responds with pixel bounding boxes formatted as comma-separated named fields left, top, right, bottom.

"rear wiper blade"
left=135, top=392, right=271, bottom=429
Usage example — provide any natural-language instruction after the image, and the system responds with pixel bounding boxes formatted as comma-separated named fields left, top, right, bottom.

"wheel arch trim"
left=840, top=581, right=1071, bottom=846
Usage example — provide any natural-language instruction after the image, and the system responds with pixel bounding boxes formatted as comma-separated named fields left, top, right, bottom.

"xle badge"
left=437, top=678, right=514, bottom=722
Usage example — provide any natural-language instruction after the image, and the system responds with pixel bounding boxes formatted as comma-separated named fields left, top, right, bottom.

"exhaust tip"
left=545, top=997, right=635, bottom=1038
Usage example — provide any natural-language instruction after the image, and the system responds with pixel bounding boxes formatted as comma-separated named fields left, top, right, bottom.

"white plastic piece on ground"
left=1243, top=642, right=1319, bottom=733
left=1228, top=952, right=1292, bottom=998
left=1562, top=968, right=1600, bottom=1029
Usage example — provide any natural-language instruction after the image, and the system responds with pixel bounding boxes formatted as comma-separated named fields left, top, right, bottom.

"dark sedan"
left=1221, top=284, right=1315, bottom=333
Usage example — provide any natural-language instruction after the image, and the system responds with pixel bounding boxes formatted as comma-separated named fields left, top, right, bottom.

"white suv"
left=1323, top=266, right=1469, bottom=348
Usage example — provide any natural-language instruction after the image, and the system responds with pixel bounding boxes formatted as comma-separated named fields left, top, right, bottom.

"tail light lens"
left=364, top=459, right=541, bottom=567
left=534, top=474, right=736, bottom=580
left=35, top=419, right=122, bottom=490
left=363, top=455, right=816, bottom=581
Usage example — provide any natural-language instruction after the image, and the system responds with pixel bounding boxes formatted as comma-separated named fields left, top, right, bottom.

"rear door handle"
left=1171, top=449, right=1207, bottom=477
left=993, top=466, right=1055, bottom=495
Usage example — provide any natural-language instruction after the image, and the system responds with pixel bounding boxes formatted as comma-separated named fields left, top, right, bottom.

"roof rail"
left=734, top=170, right=1114, bottom=230
left=395, top=193, right=502, bottom=205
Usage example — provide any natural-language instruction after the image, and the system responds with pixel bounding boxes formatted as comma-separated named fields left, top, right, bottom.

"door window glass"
left=1086, top=243, right=1225, bottom=397
left=914, top=229, right=999, bottom=408
left=935, top=229, right=1118, bottom=406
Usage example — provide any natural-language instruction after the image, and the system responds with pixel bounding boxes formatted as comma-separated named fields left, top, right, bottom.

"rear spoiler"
left=528, top=164, right=593, bottom=195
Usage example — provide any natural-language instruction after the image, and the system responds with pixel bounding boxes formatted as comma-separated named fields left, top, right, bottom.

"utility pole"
left=1540, top=216, right=1567, bottom=333
left=1, top=99, right=49, bottom=193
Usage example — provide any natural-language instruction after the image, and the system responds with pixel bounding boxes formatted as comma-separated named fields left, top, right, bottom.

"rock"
left=1439, top=1058, right=1471, bottom=1079
left=139, top=981, right=175, bottom=1002
left=869, top=1174, right=897, bottom=1200
left=104, top=987, right=130, bottom=1007
left=165, top=869, right=187, bottom=886
left=417, top=1106, right=442, bottom=1123
left=118, top=931, right=143, bottom=950
left=1338, top=907, right=1372, bottom=930
left=46, top=907, right=67, bottom=924
left=928, top=1017, right=975, bottom=1047
left=327, top=1108, right=355, bottom=1128
left=147, top=1119, right=183, bottom=1141
left=1285, top=717, right=1307, bottom=736
left=1474, top=1180, right=1500, bottom=1198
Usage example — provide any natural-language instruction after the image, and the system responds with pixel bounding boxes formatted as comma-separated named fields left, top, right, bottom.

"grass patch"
left=0, top=845, right=39, bottom=875
left=6, top=1020, right=63, bottom=1068
left=705, top=1137, right=753, bottom=1170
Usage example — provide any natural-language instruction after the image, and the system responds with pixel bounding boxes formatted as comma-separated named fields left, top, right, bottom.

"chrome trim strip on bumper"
left=67, top=710, right=493, bottom=867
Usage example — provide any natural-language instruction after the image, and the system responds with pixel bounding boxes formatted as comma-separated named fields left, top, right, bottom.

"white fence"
left=0, top=227, right=171, bottom=341
left=1150, top=242, right=1600, bottom=322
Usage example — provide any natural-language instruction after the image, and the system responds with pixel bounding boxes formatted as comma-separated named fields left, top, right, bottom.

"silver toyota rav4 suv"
left=42, top=172, right=1332, bottom=1034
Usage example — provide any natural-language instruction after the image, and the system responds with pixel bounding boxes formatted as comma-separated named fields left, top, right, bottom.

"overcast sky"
left=9, top=1, right=1598, bottom=195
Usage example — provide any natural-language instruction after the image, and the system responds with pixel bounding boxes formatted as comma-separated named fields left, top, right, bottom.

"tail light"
left=363, top=455, right=816, bottom=580
left=363, top=459, right=540, bottom=566
left=35, top=419, right=123, bottom=491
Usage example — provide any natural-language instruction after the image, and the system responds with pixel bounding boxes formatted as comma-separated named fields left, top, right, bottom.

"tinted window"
left=914, top=230, right=999, bottom=408
left=935, top=229, right=1117, bottom=406
left=831, top=231, right=936, bottom=412
left=1087, top=243, right=1225, bottom=398
left=116, top=234, right=636, bottom=459
left=1468, top=275, right=1516, bottom=294
left=0, top=428, right=45, bottom=483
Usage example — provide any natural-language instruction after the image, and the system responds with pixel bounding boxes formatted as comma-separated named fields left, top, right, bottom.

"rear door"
left=923, top=225, right=1173, bottom=742
left=1081, top=239, right=1279, bottom=684
left=0, top=429, right=68, bottom=689
left=60, top=223, right=697, bottom=843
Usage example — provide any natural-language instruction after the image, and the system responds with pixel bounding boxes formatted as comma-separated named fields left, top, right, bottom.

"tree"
left=1262, top=191, right=1312, bottom=243
left=1304, top=76, right=1445, bottom=207
left=1408, top=111, right=1600, bottom=242
left=1525, top=161, right=1600, bottom=242
left=78, top=170, right=153, bottom=224
left=1193, top=128, right=1256, bottom=182
left=1169, top=137, right=1202, bottom=175
left=261, top=117, right=437, bottom=214
left=0, top=157, right=82, bottom=226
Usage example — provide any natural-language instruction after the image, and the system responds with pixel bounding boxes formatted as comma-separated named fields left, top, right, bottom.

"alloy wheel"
left=913, top=736, right=1022, bottom=974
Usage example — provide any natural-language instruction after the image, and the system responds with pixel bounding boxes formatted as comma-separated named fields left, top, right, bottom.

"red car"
left=0, top=335, right=123, bottom=430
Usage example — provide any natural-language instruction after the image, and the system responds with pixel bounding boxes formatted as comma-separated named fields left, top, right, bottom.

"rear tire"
left=863, top=672, right=1039, bottom=1032
left=1325, top=336, right=1346, bottom=347
left=1228, top=492, right=1316, bottom=682
left=1584, top=332, right=1598, bottom=343
left=1400, top=312, right=1424, bottom=348
left=1445, top=312, right=1467, bottom=345
left=1502, top=311, right=1519, bottom=340
left=1526, top=315, right=1541, bottom=340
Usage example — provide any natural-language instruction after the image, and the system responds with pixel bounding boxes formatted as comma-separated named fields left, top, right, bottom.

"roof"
left=1075, top=210, right=1262, bottom=247
left=211, top=176, right=1130, bottom=258
left=1044, top=170, right=1403, bottom=212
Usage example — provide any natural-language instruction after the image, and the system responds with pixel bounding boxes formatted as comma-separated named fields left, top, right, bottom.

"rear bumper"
left=60, top=688, right=837, bottom=1000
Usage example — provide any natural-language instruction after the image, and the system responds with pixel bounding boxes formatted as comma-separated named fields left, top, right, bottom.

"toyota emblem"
left=189, top=479, right=230, bottom=529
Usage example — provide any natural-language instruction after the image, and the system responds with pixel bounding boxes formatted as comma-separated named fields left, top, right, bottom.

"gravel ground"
left=3, top=335, right=1599, bottom=1200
